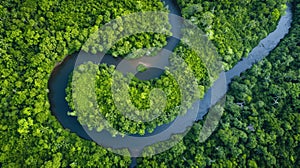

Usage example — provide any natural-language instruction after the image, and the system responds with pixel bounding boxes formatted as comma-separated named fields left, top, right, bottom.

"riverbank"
left=47, top=2, right=292, bottom=168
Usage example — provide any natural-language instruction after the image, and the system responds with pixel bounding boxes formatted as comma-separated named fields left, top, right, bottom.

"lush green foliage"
left=66, top=50, right=208, bottom=135
left=136, top=64, right=148, bottom=72
left=174, top=44, right=210, bottom=89
left=0, top=0, right=169, bottom=167
left=82, top=12, right=171, bottom=57
left=177, top=0, right=288, bottom=70
left=0, top=0, right=298, bottom=167
left=137, top=1, right=300, bottom=166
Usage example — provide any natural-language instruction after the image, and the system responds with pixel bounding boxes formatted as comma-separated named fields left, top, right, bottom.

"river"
left=48, top=1, right=292, bottom=167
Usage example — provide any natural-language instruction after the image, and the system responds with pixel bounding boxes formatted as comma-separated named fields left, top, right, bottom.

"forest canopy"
left=176, top=0, right=288, bottom=70
left=137, top=1, right=300, bottom=167
left=65, top=49, right=208, bottom=135
left=0, top=0, right=298, bottom=167
left=0, top=0, right=170, bottom=166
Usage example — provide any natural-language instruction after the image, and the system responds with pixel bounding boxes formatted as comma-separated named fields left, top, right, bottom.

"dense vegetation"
left=0, top=0, right=169, bottom=167
left=82, top=10, right=171, bottom=57
left=0, top=0, right=298, bottom=167
left=65, top=51, right=207, bottom=135
left=177, top=0, right=288, bottom=70
left=138, top=1, right=300, bottom=166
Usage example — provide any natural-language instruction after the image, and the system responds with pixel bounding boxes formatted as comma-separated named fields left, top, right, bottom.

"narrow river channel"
left=48, top=1, right=292, bottom=167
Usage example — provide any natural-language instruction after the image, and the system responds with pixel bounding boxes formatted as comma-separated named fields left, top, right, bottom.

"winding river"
left=48, top=1, right=292, bottom=167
